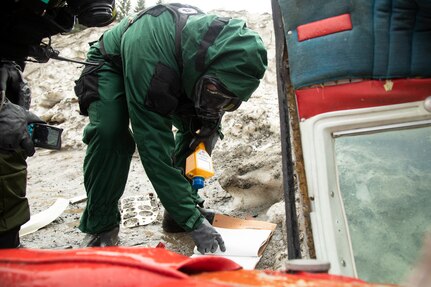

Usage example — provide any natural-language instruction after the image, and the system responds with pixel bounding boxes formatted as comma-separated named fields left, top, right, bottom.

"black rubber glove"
left=28, top=44, right=59, bottom=64
left=0, top=100, right=33, bottom=156
left=0, top=100, right=44, bottom=156
left=0, top=61, right=31, bottom=109
left=190, top=218, right=226, bottom=254
left=189, top=118, right=222, bottom=155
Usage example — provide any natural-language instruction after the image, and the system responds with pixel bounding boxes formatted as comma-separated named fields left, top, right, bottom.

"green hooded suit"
left=76, top=4, right=267, bottom=234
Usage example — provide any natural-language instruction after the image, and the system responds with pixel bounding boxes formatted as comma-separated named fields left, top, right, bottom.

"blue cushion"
left=278, top=0, right=431, bottom=88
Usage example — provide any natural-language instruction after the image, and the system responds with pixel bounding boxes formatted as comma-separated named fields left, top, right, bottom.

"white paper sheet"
left=191, top=227, right=273, bottom=269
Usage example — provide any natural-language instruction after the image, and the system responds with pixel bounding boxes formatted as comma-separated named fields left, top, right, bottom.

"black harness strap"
left=164, top=4, right=204, bottom=74
left=98, top=34, right=123, bottom=68
left=98, top=4, right=204, bottom=74
left=195, top=17, right=230, bottom=73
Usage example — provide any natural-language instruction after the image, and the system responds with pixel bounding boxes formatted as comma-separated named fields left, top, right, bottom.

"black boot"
left=162, top=207, right=216, bottom=233
left=0, top=227, right=20, bottom=249
left=81, top=226, right=120, bottom=247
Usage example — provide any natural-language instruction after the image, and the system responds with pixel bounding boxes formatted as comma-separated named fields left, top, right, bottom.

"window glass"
left=335, top=125, right=431, bottom=284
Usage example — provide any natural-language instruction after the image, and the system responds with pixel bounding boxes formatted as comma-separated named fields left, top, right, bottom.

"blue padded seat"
left=278, top=0, right=431, bottom=89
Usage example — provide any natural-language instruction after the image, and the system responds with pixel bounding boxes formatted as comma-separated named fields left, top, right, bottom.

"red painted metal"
left=0, top=247, right=398, bottom=287
left=0, top=247, right=239, bottom=287
left=193, top=270, right=397, bottom=286
left=295, top=78, right=431, bottom=119
left=297, top=14, right=352, bottom=42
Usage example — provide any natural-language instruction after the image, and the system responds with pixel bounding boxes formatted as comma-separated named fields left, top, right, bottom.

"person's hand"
left=0, top=61, right=31, bottom=109
left=28, top=44, right=59, bottom=63
left=0, top=100, right=44, bottom=157
left=0, top=100, right=34, bottom=156
left=190, top=218, right=226, bottom=254
left=189, top=118, right=221, bottom=155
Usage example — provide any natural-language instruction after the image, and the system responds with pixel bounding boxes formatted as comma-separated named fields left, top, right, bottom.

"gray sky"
left=131, top=0, right=272, bottom=13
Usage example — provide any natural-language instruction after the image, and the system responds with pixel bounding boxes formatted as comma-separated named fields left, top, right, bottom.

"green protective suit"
left=0, top=151, right=30, bottom=234
left=78, top=4, right=267, bottom=234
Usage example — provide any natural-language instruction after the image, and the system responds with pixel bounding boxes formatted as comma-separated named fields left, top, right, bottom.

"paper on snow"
left=191, top=214, right=276, bottom=270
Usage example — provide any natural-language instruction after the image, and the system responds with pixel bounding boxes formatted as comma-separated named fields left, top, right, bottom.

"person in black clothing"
left=0, top=0, right=116, bottom=249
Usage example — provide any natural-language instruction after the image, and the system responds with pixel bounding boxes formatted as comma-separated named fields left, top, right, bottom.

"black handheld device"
left=28, top=123, right=63, bottom=150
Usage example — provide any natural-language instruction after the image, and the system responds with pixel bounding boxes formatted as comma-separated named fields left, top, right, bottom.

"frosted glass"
left=335, top=125, right=431, bottom=284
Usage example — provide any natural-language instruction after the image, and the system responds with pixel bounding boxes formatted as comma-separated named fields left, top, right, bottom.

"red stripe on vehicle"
left=295, top=78, right=431, bottom=119
left=297, top=14, right=352, bottom=42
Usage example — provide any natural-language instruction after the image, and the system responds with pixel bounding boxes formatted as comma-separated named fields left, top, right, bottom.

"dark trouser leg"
left=0, top=151, right=29, bottom=248
left=78, top=64, right=135, bottom=235
left=0, top=227, right=20, bottom=249
left=79, top=98, right=135, bottom=234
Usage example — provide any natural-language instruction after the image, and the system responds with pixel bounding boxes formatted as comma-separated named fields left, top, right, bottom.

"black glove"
left=0, top=100, right=44, bottom=156
left=189, top=118, right=222, bottom=155
left=0, top=61, right=31, bottom=109
left=190, top=218, right=226, bottom=254
left=27, top=44, right=59, bottom=64
left=0, top=100, right=33, bottom=156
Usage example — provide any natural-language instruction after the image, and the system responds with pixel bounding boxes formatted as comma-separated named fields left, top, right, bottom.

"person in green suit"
left=75, top=3, right=267, bottom=254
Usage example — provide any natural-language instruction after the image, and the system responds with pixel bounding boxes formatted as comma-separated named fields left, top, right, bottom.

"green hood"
left=181, top=15, right=268, bottom=102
